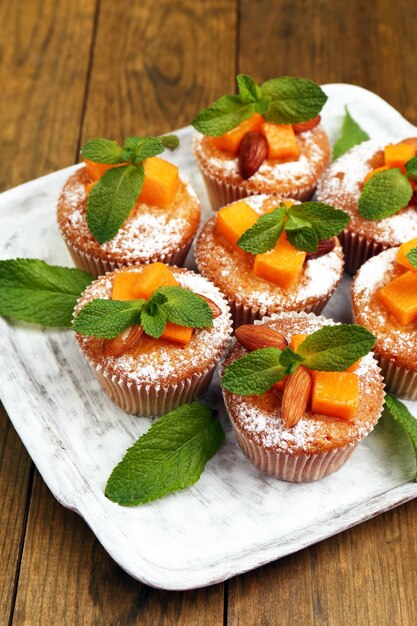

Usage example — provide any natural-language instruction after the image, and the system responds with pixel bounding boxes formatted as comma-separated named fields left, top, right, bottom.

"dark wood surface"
left=2, top=0, right=417, bottom=623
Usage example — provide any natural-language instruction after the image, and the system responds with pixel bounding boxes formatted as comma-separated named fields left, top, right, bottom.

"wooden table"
left=2, top=1, right=417, bottom=623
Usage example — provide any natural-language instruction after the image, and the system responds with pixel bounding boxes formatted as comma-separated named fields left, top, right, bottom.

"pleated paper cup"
left=371, top=353, right=417, bottom=401
left=339, top=229, right=389, bottom=275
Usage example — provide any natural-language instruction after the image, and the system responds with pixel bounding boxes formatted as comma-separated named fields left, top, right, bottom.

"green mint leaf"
left=237, top=205, right=286, bottom=254
left=286, top=224, right=318, bottom=252
left=86, top=164, right=144, bottom=243
left=191, top=95, right=257, bottom=137
left=0, top=259, right=92, bottom=328
left=297, top=325, right=376, bottom=371
left=157, top=286, right=213, bottom=329
left=287, top=202, right=350, bottom=240
left=105, top=402, right=225, bottom=505
left=237, top=74, right=261, bottom=103
left=405, top=156, right=417, bottom=182
left=80, top=138, right=125, bottom=164
left=279, top=347, right=304, bottom=374
left=332, top=106, right=370, bottom=160
left=222, top=348, right=286, bottom=395
left=406, top=247, right=417, bottom=270
left=358, top=168, right=413, bottom=221
left=159, top=134, right=180, bottom=151
left=384, top=394, right=417, bottom=481
left=121, top=137, right=165, bottom=165
left=140, top=305, right=167, bottom=339
left=72, top=298, right=145, bottom=338
left=260, top=76, right=327, bottom=124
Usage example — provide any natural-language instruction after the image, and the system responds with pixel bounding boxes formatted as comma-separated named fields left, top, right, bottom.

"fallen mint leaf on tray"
left=384, top=394, right=417, bottom=481
left=332, top=106, right=370, bottom=160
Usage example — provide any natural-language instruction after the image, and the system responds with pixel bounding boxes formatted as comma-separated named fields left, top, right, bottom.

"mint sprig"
left=384, top=394, right=417, bottom=481
left=0, top=259, right=92, bottom=328
left=237, top=202, right=350, bottom=254
left=406, top=247, right=417, bottom=270
left=73, top=285, right=213, bottom=339
left=332, top=107, right=370, bottom=160
left=358, top=167, right=413, bottom=221
left=192, top=74, right=327, bottom=136
left=81, top=134, right=180, bottom=243
left=105, top=402, right=225, bottom=505
left=222, top=324, right=375, bottom=395
left=405, top=156, right=417, bottom=182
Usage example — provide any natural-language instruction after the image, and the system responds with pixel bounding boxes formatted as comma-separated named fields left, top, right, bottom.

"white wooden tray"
left=1, top=84, right=417, bottom=590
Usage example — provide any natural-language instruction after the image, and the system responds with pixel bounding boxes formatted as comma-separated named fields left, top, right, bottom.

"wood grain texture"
left=0, top=0, right=97, bottom=191
left=0, top=406, right=33, bottom=626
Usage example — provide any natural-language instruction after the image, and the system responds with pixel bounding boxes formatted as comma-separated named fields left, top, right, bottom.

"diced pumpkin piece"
left=312, top=371, right=359, bottom=421
left=290, top=333, right=308, bottom=352
left=376, top=271, right=417, bottom=325
left=211, top=114, right=264, bottom=155
left=112, top=263, right=178, bottom=301
left=346, top=359, right=361, bottom=372
left=397, top=238, right=417, bottom=272
left=84, top=159, right=123, bottom=181
left=273, top=376, right=287, bottom=392
left=363, top=165, right=389, bottom=185
left=215, top=201, right=258, bottom=247
left=161, top=321, right=193, bottom=345
left=261, top=122, right=300, bottom=160
left=253, top=233, right=306, bottom=289
left=384, top=143, right=415, bottom=169
left=85, top=181, right=96, bottom=195
left=138, top=157, right=179, bottom=208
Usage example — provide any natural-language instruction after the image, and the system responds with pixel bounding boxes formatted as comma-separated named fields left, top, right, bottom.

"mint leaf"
left=157, top=286, right=213, bottom=329
left=288, top=202, right=350, bottom=240
left=0, top=259, right=92, bottom=328
left=121, top=137, right=165, bottom=165
left=80, top=138, right=124, bottom=164
left=297, top=325, right=376, bottom=371
left=405, top=156, right=417, bottom=182
left=406, top=247, right=417, bottom=270
left=237, top=205, right=286, bottom=254
left=358, top=168, right=413, bottom=221
left=279, top=347, right=304, bottom=374
left=105, top=402, right=225, bottom=505
left=86, top=164, right=144, bottom=243
left=192, top=95, right=257, bottom=137
left=222, top=348, right=286, bottom=395
left=237, top=74, right=261, bottom=103
left=332, top=107, right=370, bottom=160
left=140, top=304, right=167, bottom=339
left=286, top=223, right=318, bottom=252
left=160, top=134, right=180, bottom=151
left=384, top=394, right=417, bottom=481
left=260, top=77, right=327, bottom=124
left=72, top=298, right=144, bottom=338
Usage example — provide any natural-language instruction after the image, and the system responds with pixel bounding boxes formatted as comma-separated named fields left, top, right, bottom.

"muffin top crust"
left=316, top=140, right=417, bottom=246
left=57, top=167, right=201, bottom=264
left=352, top=247, right=417, bottom=371
left=223, top=314, right=384, bottom=456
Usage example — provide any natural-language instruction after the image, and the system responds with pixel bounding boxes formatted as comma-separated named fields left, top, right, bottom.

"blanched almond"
left=281, top=366, right=312, bottom=428
left=235, top=325, right=288, bottom=351
left=102, top=325, right=144, bottom=358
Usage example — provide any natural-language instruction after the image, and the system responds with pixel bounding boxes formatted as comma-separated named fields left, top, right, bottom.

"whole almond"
left=102, top=324, right=144, bottom=358
left=238, top=132, right=268, bottom=180
left=292, top=115, right=321, bottom=133
left=235, top=324, right=288, bottom=351
left=281, top=366, right=312, bottom=428
left=196, top=293, right=222, bottom=319
left=305, top=238, right=336, bottom=261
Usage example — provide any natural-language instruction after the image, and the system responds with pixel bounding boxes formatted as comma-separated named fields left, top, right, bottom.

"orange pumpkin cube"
left=273, top=376, right=287, bottom=392
left=85, top=181, right=96, bottom=195
left=397, top=238, right=417, bottom=272
left=376, top=271, right=417, bottom=325
left=84, top=159, right=122, bottom=181
left=346, top=359, right=361, bottom=372
left=363, top=165, right=389, bottom=185
left=215, top=201, right=258, bottom=247
left=312, top=371, right=359, bottom=421
left=290, top=333, right=308, bottom=352
left=253, top=233, right=306, bottom=289
left=138, top=157, right=179, bottom=208
left=112, top=263, right=179, bottom=301
left=211, top=114, right=264, bottom=155
left=162, top=322, right=193, bottom=345
left=384, top=143, right=415, bottom=169
left=261, top=122, right=300, bottom=160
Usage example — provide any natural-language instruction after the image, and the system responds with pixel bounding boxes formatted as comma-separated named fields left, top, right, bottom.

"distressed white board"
left=1, top=84, right=417, bottom=591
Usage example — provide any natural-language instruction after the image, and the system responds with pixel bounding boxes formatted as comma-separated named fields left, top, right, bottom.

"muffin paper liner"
left=223, top=310, right=384, bottom=482
left=63, top=233, right=193, bottom=278
left=374, top=354, right=417, bottom=401
left=339, top=229, right=389, bottom=275
left=199, top=169, right=315, bottom=211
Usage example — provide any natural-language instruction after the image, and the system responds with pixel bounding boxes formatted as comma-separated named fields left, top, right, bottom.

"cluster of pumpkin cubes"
left=377, top=238, right=417, bottom=325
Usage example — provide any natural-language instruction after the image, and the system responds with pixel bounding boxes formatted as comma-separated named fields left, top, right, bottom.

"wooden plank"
left=11, top=1, right=236, bottom=622
left=0, top=406, right=33, bottom=626
left=0, top=0, right=98, bottom=191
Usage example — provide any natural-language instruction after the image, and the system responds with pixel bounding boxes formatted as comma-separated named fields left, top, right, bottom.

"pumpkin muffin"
left=74, top=263, right=232, bottom=416
left=317, top=138, right=417, bottom=274
left=222, top=312, right=385, bottom=482
left=58, top=136, right=201, bottom=277
left=352, top=243, right=417, bottom=400
left=194, top=195, right=345, bottom=327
